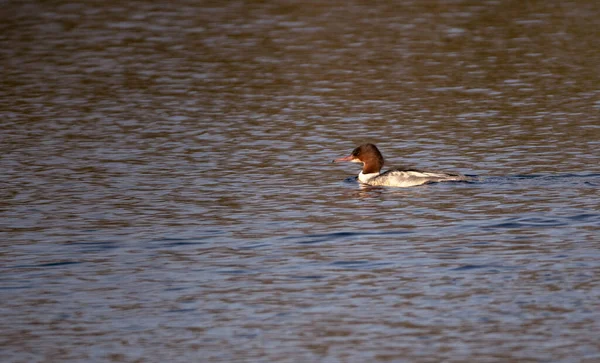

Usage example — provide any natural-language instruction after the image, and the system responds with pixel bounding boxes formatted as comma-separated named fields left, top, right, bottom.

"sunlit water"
left=2, top=1, right=600, bottom=362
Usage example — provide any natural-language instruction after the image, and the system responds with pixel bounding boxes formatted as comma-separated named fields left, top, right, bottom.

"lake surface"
left=2, top=1, right=600, bottom=362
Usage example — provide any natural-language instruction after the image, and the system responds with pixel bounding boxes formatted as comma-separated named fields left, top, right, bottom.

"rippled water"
left=2, top=1, right=600, bottom=362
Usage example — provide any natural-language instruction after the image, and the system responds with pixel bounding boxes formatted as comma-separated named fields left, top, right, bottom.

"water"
left=2, top=1, right=600, bottom=362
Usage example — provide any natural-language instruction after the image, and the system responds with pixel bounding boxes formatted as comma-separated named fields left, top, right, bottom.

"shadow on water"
left=282, top=230, right=414, bottom=245
left=342, top=173, right=600, bottom=188
left=335, top=172, right=600, bottom=205
left=483, top=172, right=600, bottom=186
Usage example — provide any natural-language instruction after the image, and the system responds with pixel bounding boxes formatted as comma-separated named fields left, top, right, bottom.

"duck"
left=333, top=143, right=472, bottom=187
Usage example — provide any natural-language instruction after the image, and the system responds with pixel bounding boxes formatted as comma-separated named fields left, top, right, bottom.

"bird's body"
left=334, top=144, right=472, bottom=187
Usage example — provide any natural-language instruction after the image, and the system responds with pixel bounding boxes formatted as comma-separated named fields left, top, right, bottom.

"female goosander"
left=333, top=143, right=471, bottom=187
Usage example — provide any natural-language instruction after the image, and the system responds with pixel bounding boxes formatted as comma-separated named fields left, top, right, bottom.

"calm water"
left=2, top=1, right=600, bottom=362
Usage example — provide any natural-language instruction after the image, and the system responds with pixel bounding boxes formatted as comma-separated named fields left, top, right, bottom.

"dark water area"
left=1, top=1, right=600, bottom=362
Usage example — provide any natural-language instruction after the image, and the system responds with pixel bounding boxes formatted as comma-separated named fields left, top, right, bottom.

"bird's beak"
left=332, top=155, right=354, bottom=163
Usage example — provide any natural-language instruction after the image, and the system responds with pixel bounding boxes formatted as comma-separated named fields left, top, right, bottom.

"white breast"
left=358, top=171, right=380, bottom=184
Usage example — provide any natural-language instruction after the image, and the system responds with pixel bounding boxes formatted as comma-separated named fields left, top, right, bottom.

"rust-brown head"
left=333, top=143, right=385, bottom=174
